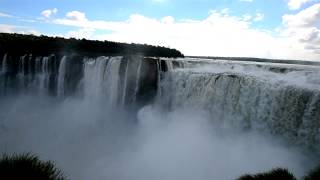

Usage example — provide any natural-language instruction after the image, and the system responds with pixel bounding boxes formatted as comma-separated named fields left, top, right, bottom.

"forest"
left=0, top=33, right=184, bottom=58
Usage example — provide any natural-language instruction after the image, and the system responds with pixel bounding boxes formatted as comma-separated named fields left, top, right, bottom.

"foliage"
left=237, top=168, right=297, bottom=180
left=0, top=153, right=66, bottom=180
left=304, top=165, right=320, bottom=180
left=0, top=33, right=184, bottom=58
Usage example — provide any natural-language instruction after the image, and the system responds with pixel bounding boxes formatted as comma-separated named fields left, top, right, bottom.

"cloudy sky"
left=0, top=0, right=319, bottom=60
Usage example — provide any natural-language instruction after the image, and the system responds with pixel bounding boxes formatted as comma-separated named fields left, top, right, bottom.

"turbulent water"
left=0, top=54, right=319, bottom=180
left=160, top=59, right=320, bottom=151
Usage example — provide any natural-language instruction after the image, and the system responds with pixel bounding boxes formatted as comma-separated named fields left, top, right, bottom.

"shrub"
left=0, top=153, right=65, bottom=180
left=304, top=165, right=320, bottom=180
left=237, top=168, right=297, bottom=180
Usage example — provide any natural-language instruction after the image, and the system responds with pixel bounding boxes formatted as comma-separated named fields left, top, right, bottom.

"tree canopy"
left=0, top=33, right=184, bottom=58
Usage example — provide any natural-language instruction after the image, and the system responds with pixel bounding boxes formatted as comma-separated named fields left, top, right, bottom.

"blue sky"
left=0, top=0, right=320, bottom=60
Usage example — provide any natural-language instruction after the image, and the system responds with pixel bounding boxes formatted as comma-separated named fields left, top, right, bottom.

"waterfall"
left=165, top=60, right=174, bottom=71
left=39, top=57, right=50, bottom=93
left=159, top=64, right=320, bottom=150
left=104, top=57, right=122, bottom=106
left=1, top=54, right=7, bottom=73
left=82, top=56, right=126, bottom=106
left=32, top=57, right=42, bottom=89
left=1, top=54, right=319, bottom=179
left=133, top=59, right=142, bottom=103
left=83, top=56, right=109, bottom=101
left=156, top=60, right=162, bottom=98
left=28, top=55, right=32, bottom=75
left=35, top=57, right=42, bottom=73
left=121, top=60, right=130, bottom=106
left=0, top=54, right=155, bottom=105
left=19, top=55, right=27, bottom=75
left=57, top=56, right=67, bottom=98
left=0, top=54, right=7, bottom=93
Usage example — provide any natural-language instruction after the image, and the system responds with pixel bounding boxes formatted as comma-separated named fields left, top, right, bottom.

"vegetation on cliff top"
left=0, top=33, right=184, bottom=57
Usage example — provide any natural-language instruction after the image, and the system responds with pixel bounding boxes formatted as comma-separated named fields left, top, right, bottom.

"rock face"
left=0, top=53, right=174, bottom=108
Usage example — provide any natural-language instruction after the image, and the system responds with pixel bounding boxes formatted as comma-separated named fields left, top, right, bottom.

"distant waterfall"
left=1, top=54, right=7, bottom=73
left=159, top=66, right=320, bottom=150
left=156, top=60, right=162, bottom=98
left=83, top=56, right=123, bottom=106
left=1, top=52, right=320, bottom=150
left=83, top=56, right=109, bottom=99
left=0, top=54, right=7, bottom=93
left=57, top=56, right=67, bottom=98
left=39, top=57, right=50, bottom=93
left=122, top=60, right=130, bottom=106
left=19, top=55, right=27, bottom=75
left=0, top=54, right=159, bottom=106
left=133, top=59, right=142, bottom=103
left=165, top=60, right=174, bottom=71
left=104, top=57, right=122, bottom=106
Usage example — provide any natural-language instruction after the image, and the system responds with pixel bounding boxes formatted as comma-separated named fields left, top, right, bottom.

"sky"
left=0, top=0, right=319, bottom=60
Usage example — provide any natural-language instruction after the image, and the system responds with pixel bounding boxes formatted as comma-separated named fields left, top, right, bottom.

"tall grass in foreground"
left=238, top=166, right=320, bottom=180
left=304, top=165, right=320, bottom=180
left=0, top=152, right=319, bottom=180
left=237, top=168, right=297, bottom=180
left=0, top=153, right=65, bottom=180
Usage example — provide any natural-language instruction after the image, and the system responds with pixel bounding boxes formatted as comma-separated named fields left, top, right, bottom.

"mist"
left=0, top=93, right=316, bottom=180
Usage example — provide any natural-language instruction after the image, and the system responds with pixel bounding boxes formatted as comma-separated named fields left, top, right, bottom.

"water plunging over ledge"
left=0, top=54, right=319, bottom=180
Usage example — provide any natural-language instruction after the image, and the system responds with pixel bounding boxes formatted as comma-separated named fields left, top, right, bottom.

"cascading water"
left=19, top=55, right=26, bottom=75
left=156, top=60, right=162, bottom=98
left=1, top=54, right=7, bottom=73
left=57, top=56, right=67, bottom=98
left=1, top=54, right=319, bottom=180
left=132, top=59, right=142, bottom=103
left=104, top=57, right=122, bottom=106
left=165, top=60, right=174, bottom=71
left=83, top=56, right=123, bottom=106
left=83, top=56, right=109, bottom=100
left=0, top=54, right=7, bottom=94
left=0, top=54, right=158, bottom=105
left=122, top=59, right=130, bottom=106
left=39, top=57, right=50, bottom=93
left=158, top=60, right=320, bottom=151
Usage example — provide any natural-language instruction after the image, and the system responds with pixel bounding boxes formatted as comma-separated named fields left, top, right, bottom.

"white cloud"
left=41, top=8, right=58, bottom=18
left=239, top=0, right=254, bottom=2
left=1, top=7, right=314, bottom=60
left=46, top=9, right=320, bottom=60
left=282, top=3, right=320, bottom=54
left=242, top=13, right=264, bottom=22
left=254, top=13, right=264, bottom=21
left=152, top=0, right=166, bottom=2
left=283, top=3, right=320, bottom=27
left=242, top=14, right=252, bottom=21
left=19, top=30, right=41, bottom=36
left=161, top=16, right=175, bottom=24
left=0, top=12, right=13, bottom=18
left=67, top=28, right=95, bottom=39
left=287, top=0, right=314, bottom=10
left=0, top=24, right=40, bottom=35
left=0, top=24, right=18, bottom=33
left=65, top=11, right=87, bottom=22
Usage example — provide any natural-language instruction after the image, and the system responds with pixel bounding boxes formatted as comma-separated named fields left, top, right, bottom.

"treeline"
left=0, top=33, right=184, bottom=57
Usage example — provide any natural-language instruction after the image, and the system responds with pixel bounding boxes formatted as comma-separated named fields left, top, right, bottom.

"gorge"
left=0, top=34, right=320, bottom=180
